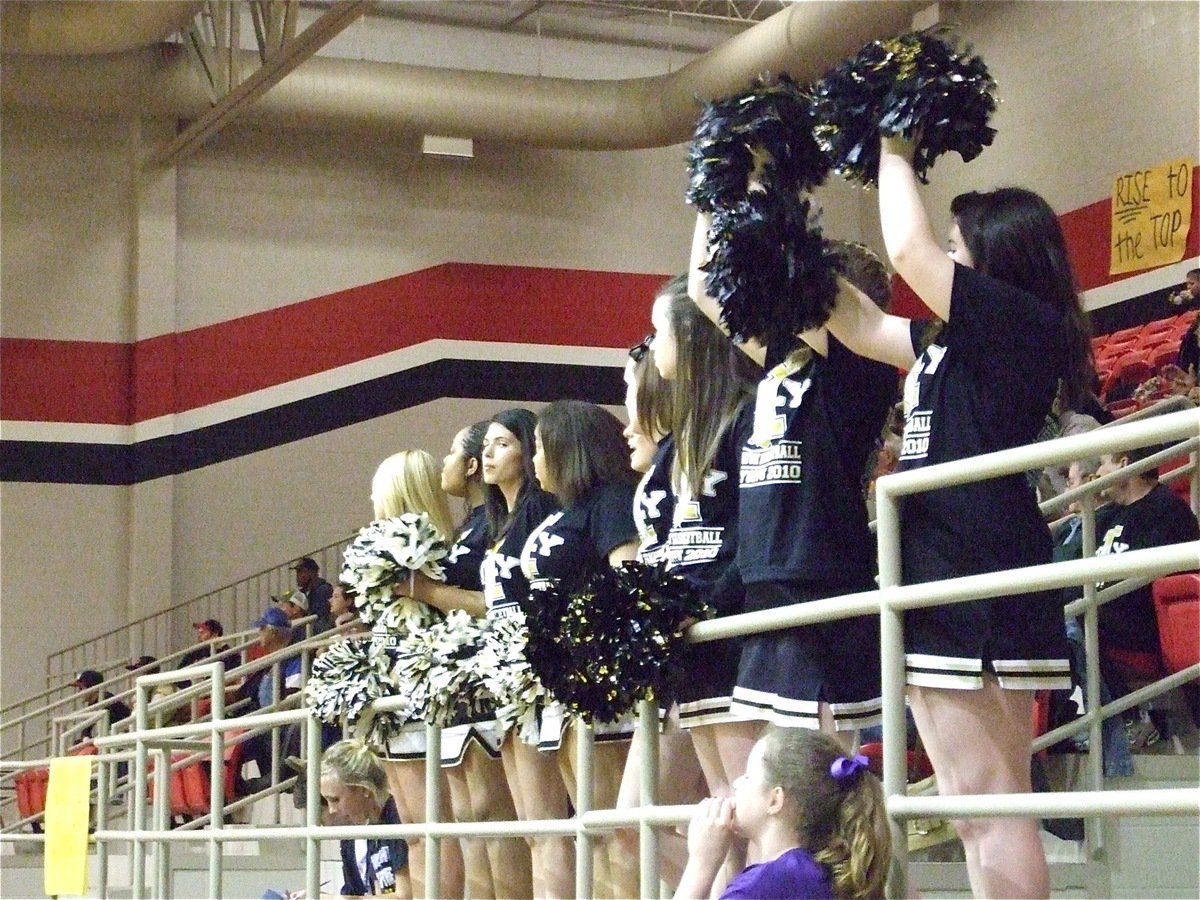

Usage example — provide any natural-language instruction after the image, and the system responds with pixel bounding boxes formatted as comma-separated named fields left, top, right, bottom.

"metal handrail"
left=43, top=532, right=353, bottom=686
left=2, top=409, right=1196, bottom=900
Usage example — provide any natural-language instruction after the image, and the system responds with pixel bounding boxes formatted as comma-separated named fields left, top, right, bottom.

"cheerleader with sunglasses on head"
left=614, top=329, right=711, bottom=889
left=650, top=275, right=763, bottom=880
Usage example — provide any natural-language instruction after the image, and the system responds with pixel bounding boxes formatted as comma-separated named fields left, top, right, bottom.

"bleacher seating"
left=1093, top=311, right=1197, bottom=410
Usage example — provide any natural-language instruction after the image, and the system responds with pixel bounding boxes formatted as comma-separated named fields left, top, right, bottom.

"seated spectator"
left=178, top=618, right=231, bottom=668
left=320, top=740, right=412, bottom=898
left=1042, top=383, right=1102, bottom=500
left=72, top=670, right=131, bottom=740
left=331, top=582, right=366, bottom=631
left=292, top=556, right=335, bottom=634
left=1159, top=363, right=1199, bottom=403
left=237, top=607, right=303, bottom=793
left=1092, top=443, right=1199, bottom=665
left=273, top=590, right=313, bottom=644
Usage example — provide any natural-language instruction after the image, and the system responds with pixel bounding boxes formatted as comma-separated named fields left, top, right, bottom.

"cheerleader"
left=615, top=332, right=709, bottom=889
left=823, top=135, right=1088, bottom=897
left=522, top=399, right=641, bottom=899
left=687, top=220, right=897, bottom=747
left=436, top=421, right=531, bottom=900
left=415, top=408, right=567, bottom=898
left=369, top=449, right=466, bottom=899
left=650, top=276, right=763, bottom=818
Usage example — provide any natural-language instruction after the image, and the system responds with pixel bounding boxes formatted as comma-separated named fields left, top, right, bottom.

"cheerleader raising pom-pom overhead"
left=687, top=76, right=841, bottom=350
left=812, top=26, right=998, bottom=187
left=686, top=73, right=830, bottom=213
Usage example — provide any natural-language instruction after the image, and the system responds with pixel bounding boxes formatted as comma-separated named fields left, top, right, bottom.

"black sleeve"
left=588, top=481, right=638, bottom=559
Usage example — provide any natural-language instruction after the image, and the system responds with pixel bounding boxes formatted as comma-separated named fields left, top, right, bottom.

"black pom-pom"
left=701, top=190, right=840, bottom=347
left=523, top=562, right=711, bottom=724
left=687, top=74, right=831, bottom=212
left=812, top=27, right=997, bottom=186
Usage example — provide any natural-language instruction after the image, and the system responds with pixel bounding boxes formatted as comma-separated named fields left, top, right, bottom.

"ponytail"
left=811, top=766, right=890, bottom=899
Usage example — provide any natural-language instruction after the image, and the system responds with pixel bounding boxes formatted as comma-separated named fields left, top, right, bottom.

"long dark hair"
left=537, top=400, right=637, bottom=506
left=950, top=188, right=1093, bottom=409
left=660, top=275, right=758, bottom=493
left=629, top=336, right=674, bottom=439
left=484, top=407, right=542, bottom=542
left=456, top=419, right=489, bottom=526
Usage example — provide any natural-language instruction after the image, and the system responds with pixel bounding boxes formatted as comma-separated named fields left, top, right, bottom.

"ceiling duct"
left=0, top=1, right=202, bottom=56
left=1, top=1, right=922, bottom=151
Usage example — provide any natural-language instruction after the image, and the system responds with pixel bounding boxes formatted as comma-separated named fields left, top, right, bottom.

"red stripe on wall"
left=2, top=264, right=665, bottom=425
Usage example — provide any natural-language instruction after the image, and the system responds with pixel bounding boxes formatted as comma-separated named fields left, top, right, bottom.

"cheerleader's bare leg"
left=501, top=735, right=574, bottom=899
left=908, top=677, right=1048, bottom=899
left=449, top=739, right=532, bottom=900
left=383, top=758, right=466, bottom=899
left=614, top=708, right=706, bottom=889
left=558, top=723, right=637, bottom=900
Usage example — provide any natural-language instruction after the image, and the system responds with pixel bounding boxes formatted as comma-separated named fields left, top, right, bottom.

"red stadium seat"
left=1151, top=344, right=1180, bottom=372
left=1152, top=574, right=1200, bottom=674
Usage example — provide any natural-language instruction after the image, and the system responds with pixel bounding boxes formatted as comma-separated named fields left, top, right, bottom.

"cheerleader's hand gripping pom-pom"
left=687, top=73, right=831, bottom=212
left=304, top=637, right=414, bottom=746
left=340, top=513, right=449, bottom=626
left=524, top=561, right=712, bottom=724
left=702, top=190, right=840, bottom=347
left=812, top=26, right=997, bottom=186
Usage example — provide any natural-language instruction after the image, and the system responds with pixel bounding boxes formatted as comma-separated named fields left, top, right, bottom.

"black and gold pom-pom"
left=523, top=562, right=711, bottom=723
left=701, top=190, right=840, bottom=347
left=812, top=27, right=997, bottom=186
left=687, top=73, right=830, bottom=212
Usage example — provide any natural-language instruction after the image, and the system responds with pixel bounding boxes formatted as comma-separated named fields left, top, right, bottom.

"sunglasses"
left=628, top=333, right=654, bottom=362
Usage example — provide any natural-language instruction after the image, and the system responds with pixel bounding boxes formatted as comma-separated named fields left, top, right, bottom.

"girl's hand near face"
left=675, top=797, right=737, bottom=899
left=687, top=796, right=736, bottom=860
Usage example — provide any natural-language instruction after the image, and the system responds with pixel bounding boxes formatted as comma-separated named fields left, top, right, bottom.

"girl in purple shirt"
left=676, top=727, right=890, bottom=900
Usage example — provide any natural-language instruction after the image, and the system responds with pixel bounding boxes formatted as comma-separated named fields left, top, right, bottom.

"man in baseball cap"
left=290, top=557, right=333, bottom=634
left=71, top=669, right=131, bottom=738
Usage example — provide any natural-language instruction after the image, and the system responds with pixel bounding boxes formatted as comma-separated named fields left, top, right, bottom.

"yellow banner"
left=44, top=757, right=92, bottom=897
left=1110, top=158, right=1194, bottom=275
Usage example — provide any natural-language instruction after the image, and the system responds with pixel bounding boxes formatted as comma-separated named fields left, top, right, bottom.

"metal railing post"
left=1079, top=493, right=1105, bottom=859
left=425, top=722, right=443, bottom=899
left=876, top=480, right=908, bottom=900
left=209, top=662, right=227, bottom=899
left=574, top=721, right=595, bottom=899
left=305, top=712, right=322, bottom=900
left=637, top=699, right=660, bottom=899
left=132, top=678, right=150, bottom=898
left=271, top=660, right=282, bottom=823
left=96, top=716, right=111, bottom=900
left=154, top=746, right=171, bottom=899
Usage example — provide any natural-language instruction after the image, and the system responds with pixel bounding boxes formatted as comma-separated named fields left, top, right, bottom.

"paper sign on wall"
left=1110, top=158, right=1194, bottom=275
left=44, top=756, right=92, bottom=896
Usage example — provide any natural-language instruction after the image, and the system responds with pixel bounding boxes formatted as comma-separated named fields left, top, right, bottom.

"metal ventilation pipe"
left=0, top=1, right=201, bottom=56
left=1, top=1, right=922, bottom=150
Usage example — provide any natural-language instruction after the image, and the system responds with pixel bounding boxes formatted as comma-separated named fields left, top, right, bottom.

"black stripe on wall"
left=1, top=359, right=625, bottom=485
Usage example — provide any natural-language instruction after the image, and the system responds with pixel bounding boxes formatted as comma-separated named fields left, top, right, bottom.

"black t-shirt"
left=480, top=489, right=559, bottom=620
left=664, top=401, right=753, bottom=613
left=898, top=264, right=1064, bottom=584
left=443, top=505, right=488, bottom=591
left=1095, top=483, right=1199, bottom=652
left=635, top=435, right=676, bottom=567
left=737, top=334, right=895, bottom=590
left=520, top=480, right=638, bottom=589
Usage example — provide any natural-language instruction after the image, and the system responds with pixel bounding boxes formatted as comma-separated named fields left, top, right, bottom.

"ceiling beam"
left=147, top=0, right=368, bottom=170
